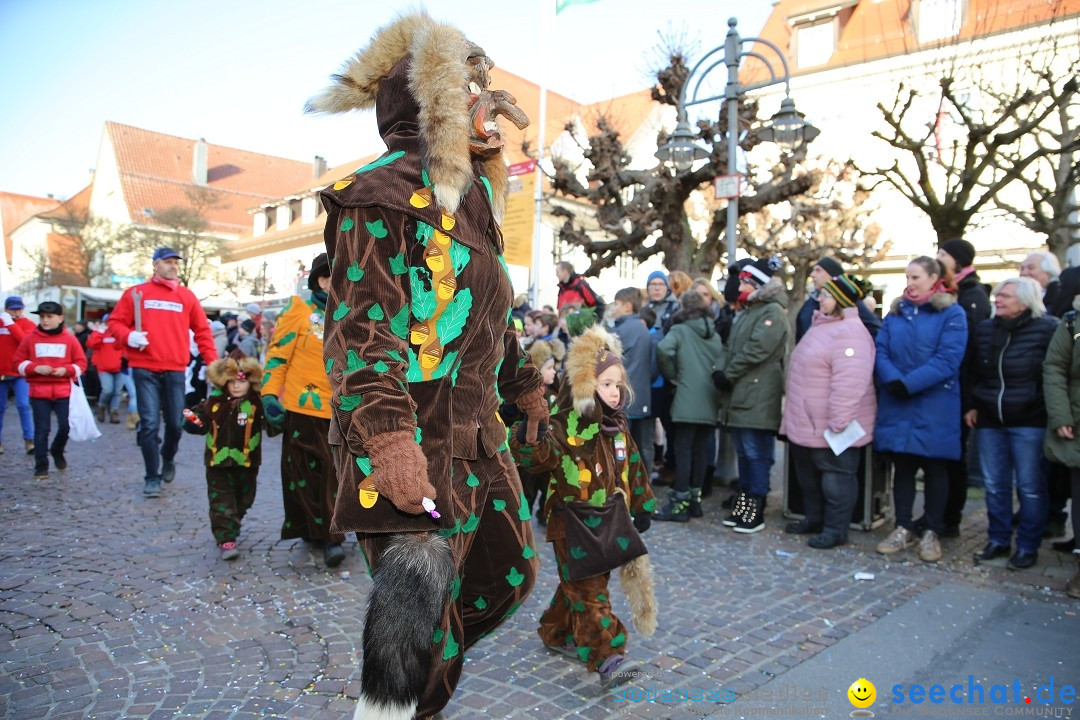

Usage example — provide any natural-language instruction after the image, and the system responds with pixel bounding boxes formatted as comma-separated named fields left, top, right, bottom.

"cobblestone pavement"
left=1, top=408, right=1076, bottom=720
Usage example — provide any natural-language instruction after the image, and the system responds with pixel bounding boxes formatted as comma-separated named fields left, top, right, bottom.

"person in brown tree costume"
left=305, top=11, right=547, bottom=720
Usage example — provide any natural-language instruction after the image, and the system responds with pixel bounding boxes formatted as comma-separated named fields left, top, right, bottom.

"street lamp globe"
left=763, top=97, right=821, bottom=153
left=655, top=119, right=710, bottom=172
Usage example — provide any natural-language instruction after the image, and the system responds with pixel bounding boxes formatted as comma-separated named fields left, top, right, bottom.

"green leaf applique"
left=588, top=488, right=608, bottom=507
left=390, top=304, right=410, bottom=340
left=448, top=240, right=471, bottom=274
left=615, top=537, right=630, bottom=551
left=338, top=394, right=362, bottom=412
left=461, top=513, right=480, bottom=533
left=324, top=357, right=334, bottom=374
left=372, top=360, right=389, bottom=373
left=355, top=150, right=404, bottom=174
left=505, top=567, right=525, bottom=587
left=340, top=217, right=355, bottom=232
left=264, top=357, right=285, bottom=370
left=248, top=434, right=261, bottom=450
left=388, top=253, right=408, bottom=275
left=561, top=454, right=580, bottom=487
left=435, top=288, right=473, bottom=346
left=367, top=303, right=385, bottom=321
left=583, top=514, right=602, bottom=529
left=333, top=303, right=350, bottom=322
left=410, top=267, right=436, bottom=321
left=346, top=350, right=366, bottom=373
left=492, top=499, right=507, bottom=512
left=355, top=456, right=372, bottom=474
left=275, top=331, right=296, bottom=347
left=570, top=546, right=587, bottom=560
left=346, top=262, right=364, bottom=282
left=366, top=219, right=388, bottom=238
left=579, top=423, right=600, bottom=441
left=466, top=473, right=479, bottom=487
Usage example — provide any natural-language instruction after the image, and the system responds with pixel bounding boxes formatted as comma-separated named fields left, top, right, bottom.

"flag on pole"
left=556, top=0, right=600, bottom=14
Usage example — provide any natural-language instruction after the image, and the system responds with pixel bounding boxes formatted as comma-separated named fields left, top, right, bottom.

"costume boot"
left=688, top=488, right=703, bottom=518
left=654, top=490, right=690, bottom=522
left=95, top=405, right=107, bottom=422
left=1067, top=554, right=1080, bottom=599
left=109, top=408, right=121, bottom=424
left=126, top=412, right=139, bottom=431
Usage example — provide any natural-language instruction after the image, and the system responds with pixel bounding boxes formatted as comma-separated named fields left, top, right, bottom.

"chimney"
left=193, top=138, right=209, bottom=185
left=312, top=155, right=328, bottom=182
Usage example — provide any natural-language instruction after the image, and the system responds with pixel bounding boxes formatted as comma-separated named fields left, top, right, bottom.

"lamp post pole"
left=656, top=17, right=818, bottom=270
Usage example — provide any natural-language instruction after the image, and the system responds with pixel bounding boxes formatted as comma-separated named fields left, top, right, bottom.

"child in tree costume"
left=511, top=326, right=657, bottom=689
left=183, top=351, right=264, bottom=561
left=306, top=12, right=548, bottom=720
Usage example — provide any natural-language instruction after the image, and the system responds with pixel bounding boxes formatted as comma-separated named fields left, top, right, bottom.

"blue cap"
left=647, top=271, right=669, bottom=288
left=4, top=295, right=24, bottom=310
left=153, top=247, right=182, bottom=262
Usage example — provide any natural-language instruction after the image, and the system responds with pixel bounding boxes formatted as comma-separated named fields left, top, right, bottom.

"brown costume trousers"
left=537, top=539, right=629, bottom=672
left=280, top=412, right=344, bottom=545
left=205, top=466, right=257, bottom=544
left=357, top=449, right=538, bottom=718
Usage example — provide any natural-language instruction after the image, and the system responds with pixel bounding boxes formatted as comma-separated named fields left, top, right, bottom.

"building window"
left=796, top=19, right=835, bottom=68
left=917, top=0, right=963, bottom=44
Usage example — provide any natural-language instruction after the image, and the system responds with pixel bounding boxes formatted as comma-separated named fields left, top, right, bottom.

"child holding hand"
left=183, top=350, right=264, bottom=560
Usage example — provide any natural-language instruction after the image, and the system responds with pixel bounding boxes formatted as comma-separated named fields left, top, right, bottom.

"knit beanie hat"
left=647, top=270, right=669, bottom=288
left=815, top=256, right=844, bottom=278
left=240, top=318, right=256, bottom=333
left=595, top=347, right=623, bottom=377
left=740, top=256, right=783, bottom=289
left=822, top=273, right=868, bottom=309
left=940, top=238, right=976, bottom=269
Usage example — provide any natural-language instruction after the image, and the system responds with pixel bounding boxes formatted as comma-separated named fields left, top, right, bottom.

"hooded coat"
left=874, top=293, right=967, bottom=460
left=717, top=276, right=790, bottom=432
left=308, top=12, right=541, bottom=536
left=1043, top=300, right=1080, bottom=467
left=656, top=304, right=723, bottom=425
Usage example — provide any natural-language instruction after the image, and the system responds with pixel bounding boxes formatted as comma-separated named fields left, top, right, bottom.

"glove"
left=198, top=365, right=207, bottom=381
left=516, top=420, right=549, bottom=446
left=633, top=512, right=652, bottom=534
left=712, top=370, right=733, bottom=391
left=127, top=331, right=149, bottom=349
left=261, top=394, right=286, bottom=429
left=888, top=380, right=910, bottom=399
left=516, top=386, right=550, bottom=444
left=365, top=430, right=436, bottom=515
left=0, top=311, right=12, bottom=326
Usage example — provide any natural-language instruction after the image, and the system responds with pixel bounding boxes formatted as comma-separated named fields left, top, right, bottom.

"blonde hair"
left=668, top=270, right=693, bottom=297
left=691, top=277, right=724, bottom=307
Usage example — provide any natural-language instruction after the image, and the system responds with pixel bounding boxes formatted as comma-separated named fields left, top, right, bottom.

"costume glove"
left=712, top=370, right=733, bottom=391
left=516, top=386, right=550, bottom=444
left=365, top=430, right=435, bottom=515
left=127, top=331, right=149, bottom=349
left=261, top=394, right=286, bottom=429
left=887, top=380, right=911, bottom=399
left=633, top=512, right=652, bottom=534
left=516, top=420, right=549, bottom=446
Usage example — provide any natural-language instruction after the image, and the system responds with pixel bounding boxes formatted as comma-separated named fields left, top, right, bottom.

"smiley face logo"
left=848, top=678, right=876, bottom=716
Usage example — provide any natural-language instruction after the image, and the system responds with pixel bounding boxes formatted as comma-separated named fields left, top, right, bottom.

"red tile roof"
left=745, top=0, right=1080, bottom=82
left=0, top=191, right=61, bottom=266
left=106, top=121, right=316, bottom=236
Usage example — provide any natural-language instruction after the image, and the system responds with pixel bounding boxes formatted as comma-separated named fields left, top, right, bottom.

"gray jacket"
left=613, top=313, right=653, bottom=419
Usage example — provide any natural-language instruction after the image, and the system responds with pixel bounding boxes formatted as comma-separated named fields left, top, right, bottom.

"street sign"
left=715, top=174, right=741, bottom=199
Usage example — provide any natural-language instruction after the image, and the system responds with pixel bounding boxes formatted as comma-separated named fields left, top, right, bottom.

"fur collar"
left=747, top=276, right=788, bottom=305
left=564, top=326, right=623, bottom=417
left=305, top=12, right=509, bottom=218
left=890, top=292, right=957, bottom=314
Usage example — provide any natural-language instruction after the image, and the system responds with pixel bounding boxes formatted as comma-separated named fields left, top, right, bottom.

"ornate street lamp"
left=655, top=17, right=820, bottom=267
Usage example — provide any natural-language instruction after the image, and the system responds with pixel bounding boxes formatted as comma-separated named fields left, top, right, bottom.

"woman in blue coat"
left=874, top=257, right=967, bottom=563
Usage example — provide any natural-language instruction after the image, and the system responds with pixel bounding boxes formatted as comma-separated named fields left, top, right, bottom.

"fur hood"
left=746, top=276, right=789, bottom=306
left=207, top=355, right=263, bottom=391
left=305, top=11, right=520, bottom=219
left=890, top=291, right=957, bottom=314
left=564, top=326, right=623, bottom=416
left=527, top=338, right=565, bottom=368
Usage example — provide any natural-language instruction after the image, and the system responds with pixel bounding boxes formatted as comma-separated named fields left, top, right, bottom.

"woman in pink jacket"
left=780, top=274, right=877, bottom=548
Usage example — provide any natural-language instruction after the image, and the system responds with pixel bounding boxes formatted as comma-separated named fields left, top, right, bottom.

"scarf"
left=903, top=278, right=951, bottom=306
left=953, top=266, right=976, bottom=285
left=310, top=290, right=328, bottom=311
left=39, top=324, right=64, bottom=335
left=598, top=390, right=627, bottom=437
left=152, top=275, right=179, bottom=291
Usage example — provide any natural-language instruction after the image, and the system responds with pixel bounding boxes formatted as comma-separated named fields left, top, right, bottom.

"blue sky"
left=0, top=0, right=771, bottom=200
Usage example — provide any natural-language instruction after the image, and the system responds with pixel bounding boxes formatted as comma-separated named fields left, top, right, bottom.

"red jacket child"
left=14, top=325, right=88, bottom=400
left=86, top=324, right=125, bottom=374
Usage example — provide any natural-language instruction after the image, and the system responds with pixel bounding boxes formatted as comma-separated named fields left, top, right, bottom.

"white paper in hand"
left=824, top=420, right=867, bottom=456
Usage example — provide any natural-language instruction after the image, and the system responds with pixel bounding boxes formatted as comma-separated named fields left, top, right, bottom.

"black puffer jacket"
left=968, top=311, right=1059, bottom=427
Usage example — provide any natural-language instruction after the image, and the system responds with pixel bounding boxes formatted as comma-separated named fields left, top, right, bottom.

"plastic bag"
left=68, top=379, right=102, bottom=442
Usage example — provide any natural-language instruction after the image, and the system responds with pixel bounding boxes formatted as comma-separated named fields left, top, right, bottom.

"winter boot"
left=654, top=490, right=690, bottom=522
left=722, top=491, right=749, bottom=527
left=109, top=408, right=121, bottom=424
left=126, top=412, right=139, bottom=431
left=688, top=488, right=703, bottom=518
left=1067, top=554, right=1080, bottom=599
left=732, top=495, right=766, bottom=534
left=95, top=405, right=107, bottom=423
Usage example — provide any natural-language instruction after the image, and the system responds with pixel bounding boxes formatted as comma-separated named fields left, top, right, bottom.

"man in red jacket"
left=108, top=247, right=218, bottom=497
left=13, top=301, right=88, bottom=478
left=0, top=295, right=37, bottom=455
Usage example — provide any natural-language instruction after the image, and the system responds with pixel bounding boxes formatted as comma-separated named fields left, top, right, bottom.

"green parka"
left=656, top=306, right=723, bottom=425
left=718, top=277, right=790, bottom=432
left=1043, top=310, right=1080, bottom=467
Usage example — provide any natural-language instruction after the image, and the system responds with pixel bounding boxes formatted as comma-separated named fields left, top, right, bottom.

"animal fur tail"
left=620, top=554, right=657, bottom=637
left=355, top=533, right=455, bottom=720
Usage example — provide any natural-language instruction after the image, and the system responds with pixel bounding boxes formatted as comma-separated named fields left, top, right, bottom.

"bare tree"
left=985, top=55, right=1080, bottom=262
left=214, top=265, right=255, bottom=304
left=52, top=208, right=134, bottom=287
left=548, top=51, right=816, bottom=277
left=863, top=64, right=1079, bottom=245
left=134, top=187, right=225, bottom=287
left=17, top=245, right=52, bottom=294
left=743, top=162, right=890, bottom=313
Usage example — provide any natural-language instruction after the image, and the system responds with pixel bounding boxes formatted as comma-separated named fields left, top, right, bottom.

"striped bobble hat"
left=822, top=273, right=867, bottom=309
